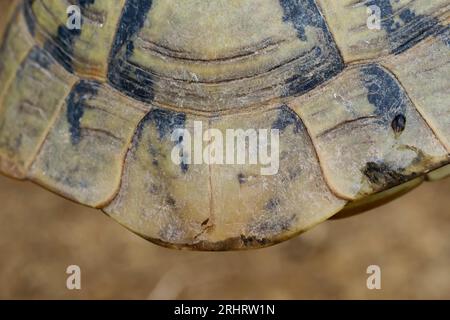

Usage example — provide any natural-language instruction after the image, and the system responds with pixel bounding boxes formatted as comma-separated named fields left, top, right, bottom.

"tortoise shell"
left=0, top=0, right=449, bottom=250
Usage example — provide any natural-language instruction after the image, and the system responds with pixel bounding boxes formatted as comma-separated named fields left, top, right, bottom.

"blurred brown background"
left=0, top=174, right=449, bottom=299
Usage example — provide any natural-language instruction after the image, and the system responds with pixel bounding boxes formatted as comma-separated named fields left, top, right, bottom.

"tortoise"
left=0, top=0, right=448, bottom=251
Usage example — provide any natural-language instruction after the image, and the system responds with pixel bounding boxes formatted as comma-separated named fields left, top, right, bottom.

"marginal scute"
left=105, top=105, right=346, bottom=249
left=0, top=46, right=76, bottom=178
left=104, top=108, right=213, bottom=246
left=0, top=5, right=34, bottom=105
left=108, top=0, right=343, bottom=111
left=382, top=28, right=450, bottom=152
left=29, top=81, right=148, bottom=207
left=317, top=0, right=449, bottom=61
left=291, top=64, right=449, bottom=200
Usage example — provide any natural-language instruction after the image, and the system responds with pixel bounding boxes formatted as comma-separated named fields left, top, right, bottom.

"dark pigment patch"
left=78, top=0, right=96, bottom=7
left=44, top=26, right=81, bottom=73
left=42, top=0, right=99, bottom=73
left=272, top=105, right=304, bottom=134
left=165, top=196, right=176, bottom=207
left=240, top=235, right=269, bottom=247
left=237, top=173, right=247, bottom=184
left=133, top=109, right=187, bottom=173
left=66, top=81, right=99, bottom=145
left=25, top=0, right=99, bottom=73
left=365, top=0, right=446, bottom=54
left=280, top=0, right=328, bottom=41
left=279, top=0, right=344, bottom=96
left=286, top=47, right=343, bottom=95
left=28, top=46, right=53, bottom=69
left=148, top=183, right=161, bottom=195
left=245, top=197, right=296, bottom=239
left=108, top=0, right=155, bottom=102
left=391, top=114, right=406, bottom=134
left=363, top=161, right=413, bottom=188
left=282, top=167, right=300, bottom=183
left=139, top=109, right=186, bottom=140
left=41, top=158, right=89, bottom=189
left=23, top=0, right=36, bottom=36
left=249, top=214, right=296, bottom=239
left=178, top=129, right=189, bottom=173
left=361, top=64, right=407, bottom=125
left=180, top=161, right=189, bottom=174
left=437, top=25, right=450, bottom=48
left=109, top=0, right=153, bottom=58
left=265, top=198, right=281, bottom=212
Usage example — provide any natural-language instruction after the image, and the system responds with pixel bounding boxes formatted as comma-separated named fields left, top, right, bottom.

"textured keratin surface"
left=0, top=0, right=449, bottom=250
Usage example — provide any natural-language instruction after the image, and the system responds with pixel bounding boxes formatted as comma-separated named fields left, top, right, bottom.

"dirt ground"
left=0, top=174, right=449, bottom=299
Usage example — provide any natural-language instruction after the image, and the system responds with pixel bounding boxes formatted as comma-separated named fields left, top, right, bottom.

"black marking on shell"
left=108, top=0, right=154, bottom=102
left=177, top=130, right=189, bottom=174
left=283, top=167, right=300, bottom=183
left=437, top=25, right=450, bottom=48
left=392, top=114, right=406, bottom=134
left=78, top=0, right=95, bottom=7
left=141, top=234, right=273, bottom=250
left=109, top=0, right=152, bottom=59
left=66, top=81, right=99, bottom=145
left=42, top=159, right=89, bottom=189
left=248, top=213, right=296, bottom=239
left=272, top=105, right=304, bottom=134
left=24, top=1, right=99, bottom=73
left=148, top=183, right=160, bottom=195
left=237, top=173, right=247, bottom=184
left=361, top=64, right=407, bottom=125
left=365, top=0, right=446, bottom=54
left=133, top=109, right=187, bottom=173
left=363, top=161, right=412, bottom=188
left=245, top=196, right=296, bottom=240
left=23, top=0, right=36, bottom=36
left=265, top=198, right=281, bottom=212
left=43, top=26, right=81, bottom=73
left=28, top=46, right=53, bottom=69
left=280, top=0, right=328, bottom=41
left=180, top=160, right=189, bottom=174
left=240, top=236, right=269, bottom=247
left=165, top=196, right=176, bottom=207
left=139, top=109, right=186, bottom=140
left=39, top=0, right=99, bottom=74
left=285, top=46, right=343, bottom=95
left=279, top=0, right=344, bottom=97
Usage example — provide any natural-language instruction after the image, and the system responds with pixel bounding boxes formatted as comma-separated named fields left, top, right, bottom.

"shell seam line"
left=25, top=76, right=79, bottom=178
left=283, top=105, right=353, bottom=202
left=314, top=0, right=346, bottom=66
left=96, top=106, right=153, bottom=209
left=207, top=119, right=215, bottom=233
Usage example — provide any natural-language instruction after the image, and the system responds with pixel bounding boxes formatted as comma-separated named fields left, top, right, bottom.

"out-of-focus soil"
left=0, top=175, right=449, bottom=299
